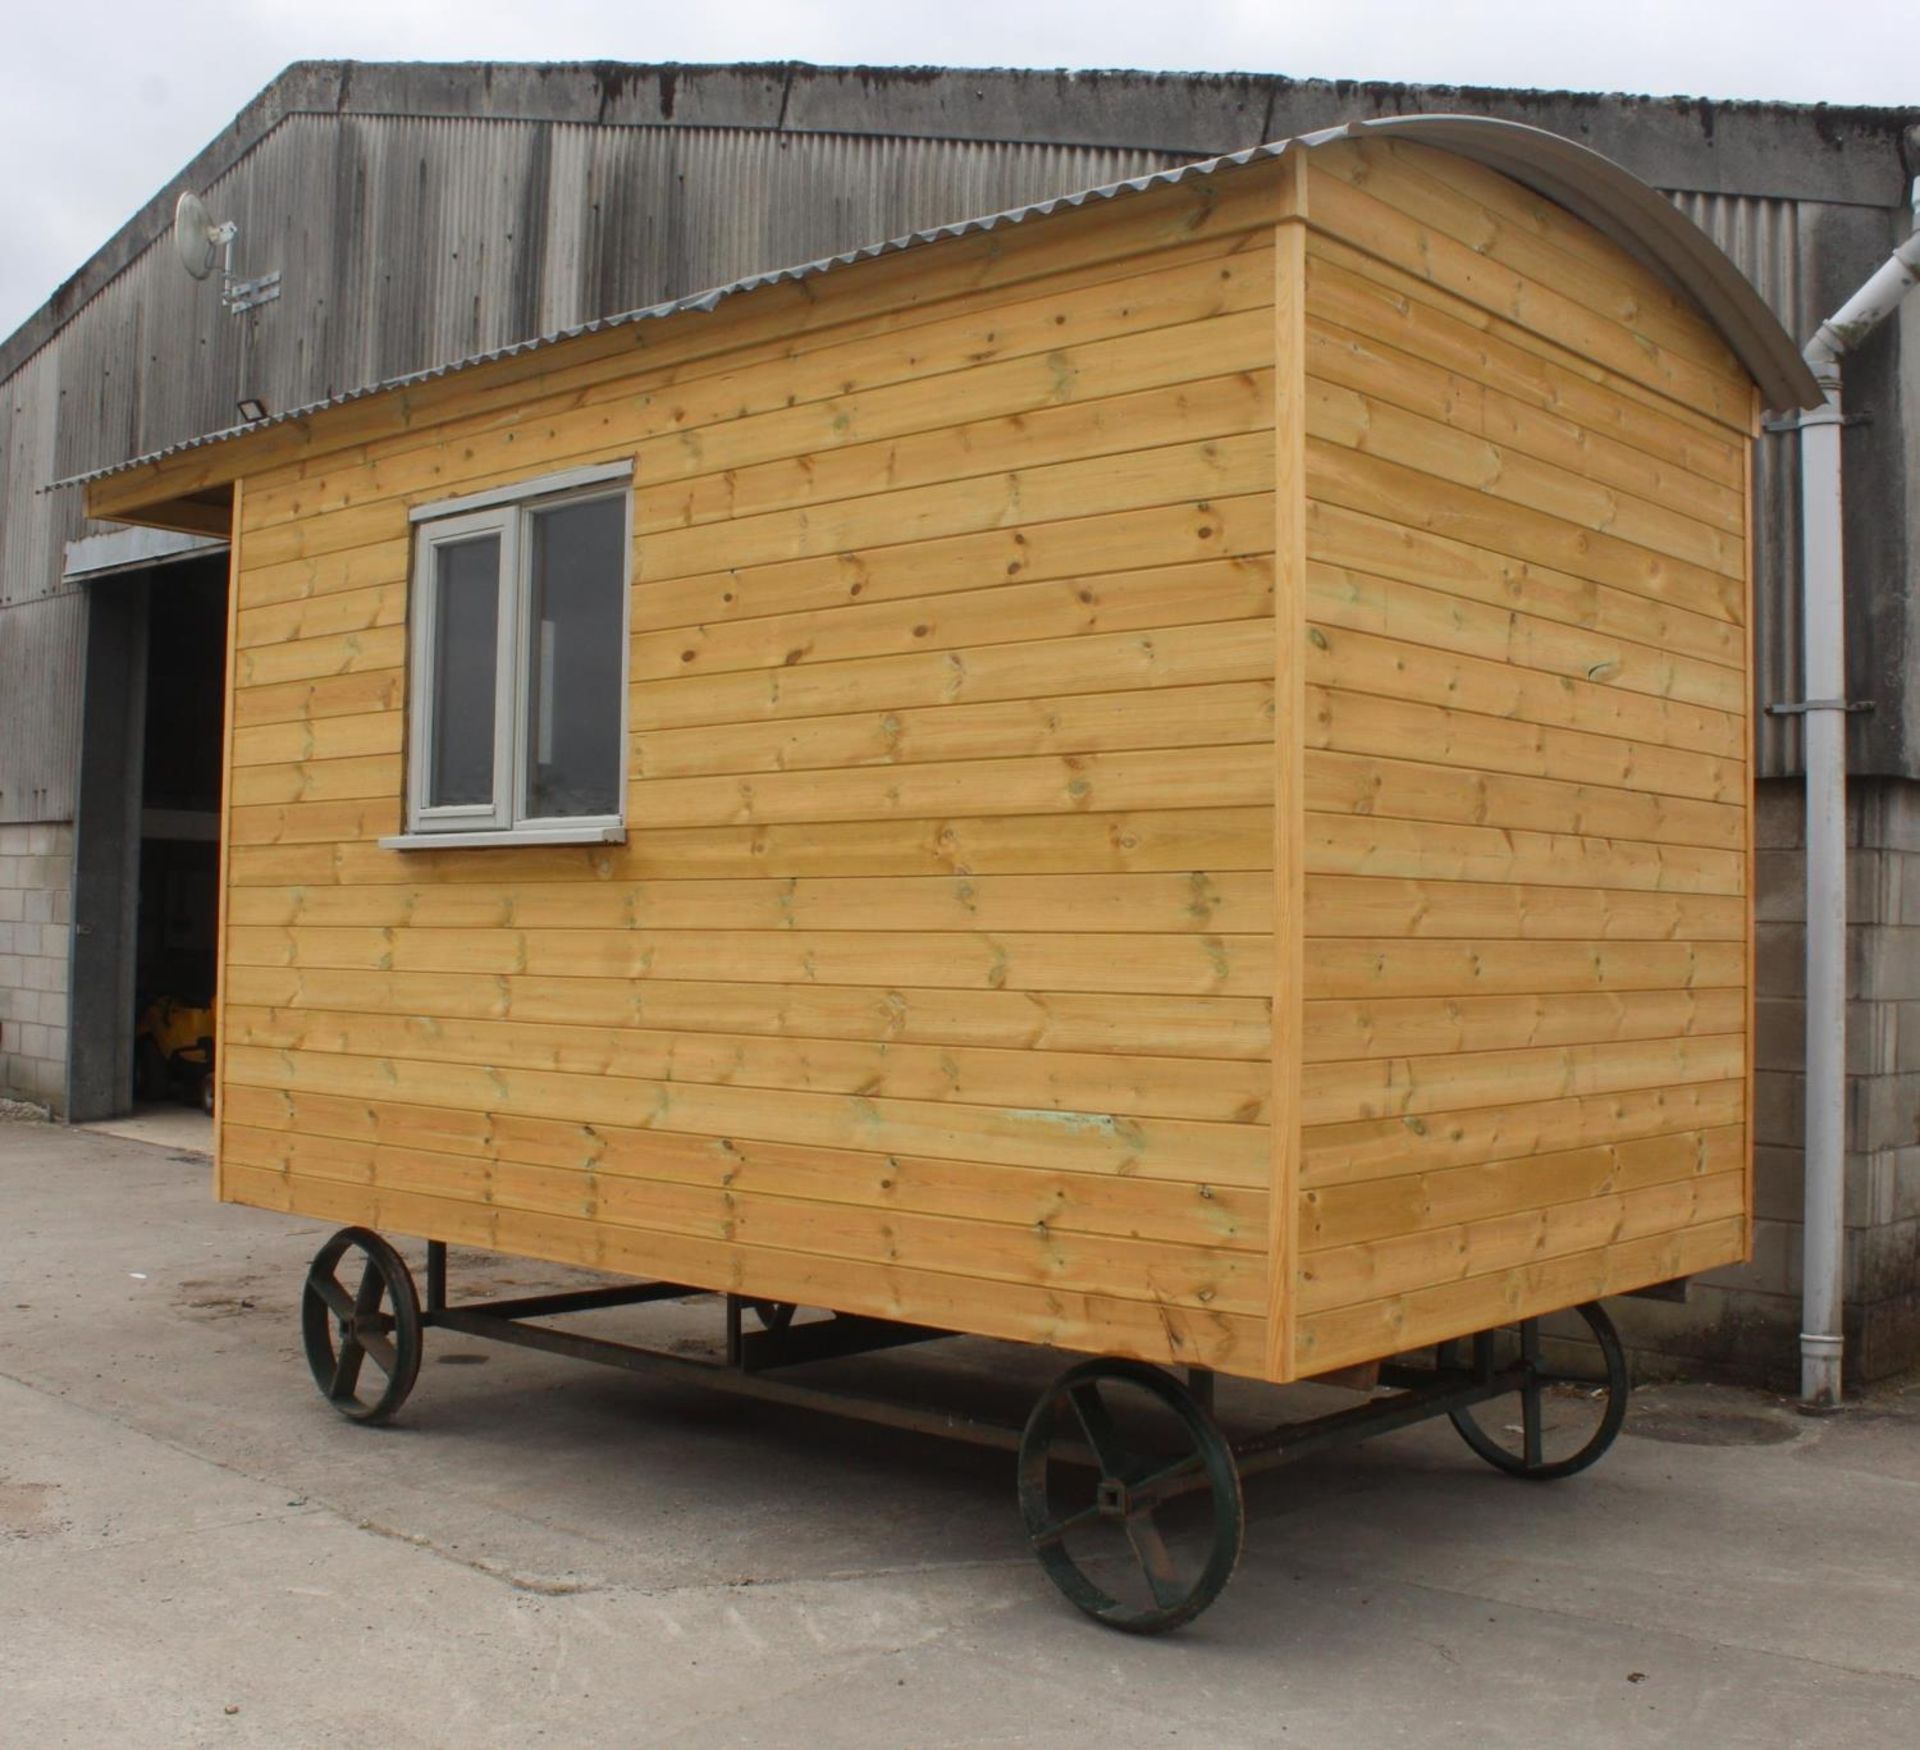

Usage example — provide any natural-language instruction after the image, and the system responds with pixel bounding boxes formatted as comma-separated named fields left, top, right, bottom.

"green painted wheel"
left=1448, top=1301, right=1629, bottom=1481
left=1018, top=1357, right=1244, bottom=1634
left=301, top=1227, right=423, bottom=1426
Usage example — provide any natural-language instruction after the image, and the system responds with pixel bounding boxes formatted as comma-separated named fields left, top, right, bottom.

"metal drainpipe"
left=1794, top=182, right=1920, bottom=1410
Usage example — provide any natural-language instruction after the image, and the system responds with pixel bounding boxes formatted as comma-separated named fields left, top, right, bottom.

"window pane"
left=524, top=495, right=625, bottom=819
left=427, top=534, right=500, bottom=808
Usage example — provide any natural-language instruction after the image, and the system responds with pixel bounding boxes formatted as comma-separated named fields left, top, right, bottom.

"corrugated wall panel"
left=1669, top=190, right=1811, bottom=776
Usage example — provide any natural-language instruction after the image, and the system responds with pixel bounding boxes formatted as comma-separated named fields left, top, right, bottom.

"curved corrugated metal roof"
left=54, top=113, right=1819, bottom=493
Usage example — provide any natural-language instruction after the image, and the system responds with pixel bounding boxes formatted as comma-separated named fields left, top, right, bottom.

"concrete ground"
left=1, top=1120, right=1916, bottom=1750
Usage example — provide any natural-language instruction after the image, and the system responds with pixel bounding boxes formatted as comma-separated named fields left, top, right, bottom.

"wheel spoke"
left=1067, top=1381, right=1132, bottom=1481
left=1130, top=1451, right=1207, bottom=1507
left=1522, top=1384, right=1544, bottom=1469
left=354, top=1257, right=386, bottom=1316
left=1125, top=1510, right=1186, bottom=1609
left=1028, top=1501, right=1105, bottom=1551
left=313, top=1273, right=354, bottom=1323
left=331, top=1336, right=367, bottom=1400
left=359, top=1333, right=399, bottom=1378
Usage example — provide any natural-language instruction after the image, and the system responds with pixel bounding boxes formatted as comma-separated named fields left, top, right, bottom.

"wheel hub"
left=1095, top=1476, right=1132, bottom=1518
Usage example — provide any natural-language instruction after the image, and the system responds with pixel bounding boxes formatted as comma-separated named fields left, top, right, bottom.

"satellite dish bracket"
left=173, top=192, right=280, bottom=316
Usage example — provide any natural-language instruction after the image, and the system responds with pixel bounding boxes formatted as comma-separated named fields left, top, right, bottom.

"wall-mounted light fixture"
left=236, top=396, right=269, bottom=423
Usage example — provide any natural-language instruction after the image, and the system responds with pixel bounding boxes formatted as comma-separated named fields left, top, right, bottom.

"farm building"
left=4, top=62, right=1920, bottom=1390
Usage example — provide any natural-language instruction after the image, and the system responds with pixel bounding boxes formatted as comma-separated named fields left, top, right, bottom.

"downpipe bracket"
left=1766, top=698, right=1874, bottom=716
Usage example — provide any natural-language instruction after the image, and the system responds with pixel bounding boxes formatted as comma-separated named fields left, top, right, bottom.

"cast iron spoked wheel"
left=747, top=1300, right=798, bottom=1334
left=1018, top=1357, right=1244, bottom=1634
left=301, top=1227, right=424, bottom=1426
left=1447, top=1300, right=1630, bottom=1481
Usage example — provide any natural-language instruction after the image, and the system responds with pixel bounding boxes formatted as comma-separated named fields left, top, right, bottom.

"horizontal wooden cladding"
left=1305, top=939, right=1745, bottom=1002
left=222, top=1045, right=1272, bottom=1186
left=232, top=668, right=405, bottom=732
left=242, top=338, right=1273, bottom=578
left=223, top=966, right=1274, bottom=1061
left=1294, top=1214, right=1747, bottom=1375
left=1308, top=562, right=1743, bottom=714
left=1305, top=252, right=1745, bottom=499
left=238, top=542, right=409, bottom=614
left=231, top=753, right=399, bottom=808
left=622, top=743, right=1275, bottom=830
left=632, top=489, right=1270, bottom=640
left=221, top=1163, right=1262, bottom=1372
left=1307, top=749, right=1743, bottom=853
left=226, top=870, right=1271, bottom=935
left=1309, top=684, right=1743, bottom=807
left=1309, top=443, right=1743, bottom=626
left=228, top=806, right=1276, bottom=886
left=631, top=581, right=1274, bottom=731
left=238, top=237, right=1278, bottom=536
left=1306, top=499, right=1743, bottom=675
left=1298, top=1167, right=1746, bottom=1315
left=225, top=924, right=1274, bottom=997
left=637, top=553, right=1278, bottom=692
left=225, top=742, right=1280, bottom=847
left=237, top=578, right=404, bottom=651
left=1306, top=377, right=1743, bottom=581
left=634, top=680, right=1274, bottom=780
left=1308, top=622, right=1742, bottom=761
left=1308, top=316, right=1742, bottom=536
left=220, top=1129, right=1264, bottom=1317
left=1304, top=986, right=1745, bottom=1064
left=225, top=1004, right=1271, bottom=1126
left=235, top=624, right=405, bottom=691
left=230, top=798, right=400, bottom=847
left=634, top=430, right=1272, bottom=590
left=1302, top=1032, right=1742, bottom=1129
left=1305, top=876, right=1742, bottom=943
left=1316, top=139, right=1746, bottom=391
left=1303, top=1077, right=1745, bottom=1189
left=1305, top=150, right=1750, bottom=431
left=1306, top=813, right=1744, bottom=896
left=1303, top=1124, right=1744, bottom=1250
left=223, top=1138, right=1261, bottom=1318
left=222, top=1102, right=1266, bottom=1252
left=232, top=709, right=403, bottom=770
left=627, top=359, right=1275, bottom=539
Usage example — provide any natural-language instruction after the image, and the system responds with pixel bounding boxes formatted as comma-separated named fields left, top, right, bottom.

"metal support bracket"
left=1763, top=411, right=1872, bottom=433
left=1766, top=698, right=1874, bottom=716
left=226, top=271, right=282, bottom=315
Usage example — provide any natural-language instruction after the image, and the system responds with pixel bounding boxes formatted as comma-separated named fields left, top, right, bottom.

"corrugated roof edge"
left=50, top=113, right=1821, bottom=497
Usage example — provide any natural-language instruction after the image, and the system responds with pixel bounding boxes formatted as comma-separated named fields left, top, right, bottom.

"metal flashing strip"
left=49, top=113, right=1824, bottom=499
left=409, top=458, right=635, bottom=523
left=62, top=526, right=228, bottom=580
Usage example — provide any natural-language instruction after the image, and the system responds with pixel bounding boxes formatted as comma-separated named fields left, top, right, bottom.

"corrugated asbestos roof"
left=53, top=113, right=1823, bottom=494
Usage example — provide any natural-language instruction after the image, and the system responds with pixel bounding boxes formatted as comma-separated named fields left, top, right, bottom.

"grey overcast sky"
left=3, top=0, right=1916, bottom=340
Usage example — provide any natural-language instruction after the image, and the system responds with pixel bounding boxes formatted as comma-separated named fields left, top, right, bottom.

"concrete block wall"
left=0, top=822, right=71, bottom=1114
left=1616, top=776, right=1920, bottom=1386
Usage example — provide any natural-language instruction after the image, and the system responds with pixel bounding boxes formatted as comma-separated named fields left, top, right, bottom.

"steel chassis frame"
left=418, top=1241, right=1536, bottom=1481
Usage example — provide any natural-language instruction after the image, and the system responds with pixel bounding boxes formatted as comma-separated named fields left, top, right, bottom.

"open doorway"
left=68, top=545, right=228, bottom=1126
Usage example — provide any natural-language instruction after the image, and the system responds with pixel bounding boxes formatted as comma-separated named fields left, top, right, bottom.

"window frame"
left=385, top=460, right=634, bottom=850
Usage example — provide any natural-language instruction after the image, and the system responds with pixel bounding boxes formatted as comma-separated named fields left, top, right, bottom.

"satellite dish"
left=173, top=191, right=222, bottom=281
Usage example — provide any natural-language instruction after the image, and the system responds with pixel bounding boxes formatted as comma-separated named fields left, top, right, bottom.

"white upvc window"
left=383, top=460, right=634, bottom=850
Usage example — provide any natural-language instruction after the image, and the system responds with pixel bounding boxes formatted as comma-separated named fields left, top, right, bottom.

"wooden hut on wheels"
left=71, top=113, right=1822, bottom=1630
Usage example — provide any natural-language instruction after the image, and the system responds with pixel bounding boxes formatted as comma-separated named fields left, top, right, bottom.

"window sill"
left=378, top=824, right=628, bottom=852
